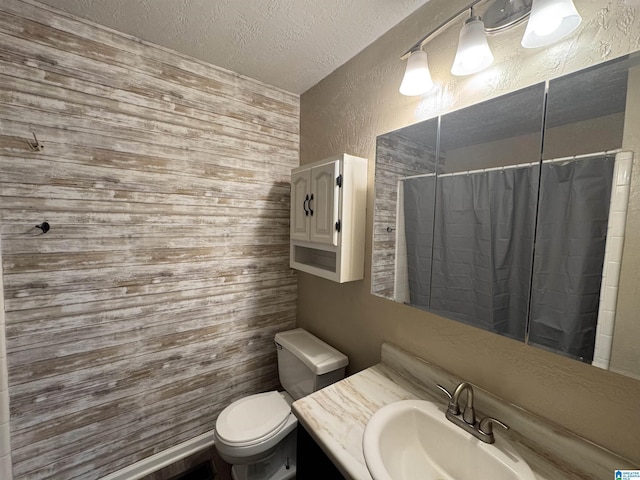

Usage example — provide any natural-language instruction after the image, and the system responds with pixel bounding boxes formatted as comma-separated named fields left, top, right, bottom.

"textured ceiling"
left=37, top=0, right=432, bottom=94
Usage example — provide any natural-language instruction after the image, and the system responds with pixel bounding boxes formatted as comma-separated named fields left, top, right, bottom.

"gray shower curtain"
left=428, top=167, right=538, bottom=340
left=403, top=157, right=614, bottom=353
left=403, top=176, right=437, bottom=309
left=528, top=157, right=614, bottom=362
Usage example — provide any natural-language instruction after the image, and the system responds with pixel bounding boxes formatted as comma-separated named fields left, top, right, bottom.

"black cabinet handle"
left=308, top=193, right=314, bottom=216
left=303, top=194, right=309, bottom=216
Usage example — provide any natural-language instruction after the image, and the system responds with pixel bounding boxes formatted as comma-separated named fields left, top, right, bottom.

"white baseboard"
left=100, top=431, right=216, bottom=480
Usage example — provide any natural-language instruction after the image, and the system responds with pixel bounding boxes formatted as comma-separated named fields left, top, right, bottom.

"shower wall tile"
left=601, top=286, right=619, bottom=312
left=616, top=156, right=633, bottom=185
left=593, top=153, right=633, bottom=370
left=605, top=236, right=624, bottom=257
left=608, top=212, right=627, bottom=237
left=0, top=1, right=299, bottom=478
left=598, top=310, right=616, bottom=337
left=611, top=184, right=631, bottom=210
left=606, top=261, right=621, bottom=287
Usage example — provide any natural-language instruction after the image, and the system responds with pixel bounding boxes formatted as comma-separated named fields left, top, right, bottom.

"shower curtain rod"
left=542, top=148, right=623, bottom=164
left=403, top=172, right=436, bottom=180
left=437, top=161, right=538, bottom=177
left=431, top=149, right=625, bottom=178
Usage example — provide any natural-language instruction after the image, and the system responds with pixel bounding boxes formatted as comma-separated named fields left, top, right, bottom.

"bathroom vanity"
left=292, top=344, right=634, bottom=480
left=296, top=424, right=346, bottom=479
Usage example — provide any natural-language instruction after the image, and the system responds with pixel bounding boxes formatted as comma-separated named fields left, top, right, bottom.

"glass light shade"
left=521, top=0, right=581, bottom=48
left=399, top=50, right=434, bottom=96
left=451, top=17, right=494, bottom=76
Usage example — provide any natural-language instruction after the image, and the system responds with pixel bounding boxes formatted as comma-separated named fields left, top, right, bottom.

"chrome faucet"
left=437, top=382, right=508, bottom=444
left=450, top=381, right=476, bottom=425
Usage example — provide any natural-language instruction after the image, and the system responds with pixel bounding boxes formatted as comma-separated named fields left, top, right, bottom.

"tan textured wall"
left=299, top=0, right=640, bottom=464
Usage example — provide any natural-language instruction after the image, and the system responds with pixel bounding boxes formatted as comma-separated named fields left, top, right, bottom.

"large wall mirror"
left=372, top=51, right=640, bottom=378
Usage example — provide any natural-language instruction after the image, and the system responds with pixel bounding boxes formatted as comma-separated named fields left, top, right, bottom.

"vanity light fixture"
left=521, top=0, right=582, bottom=48
left=399, top=49, right=434, bottom=96
left=399, top=0, right=582, bottom=96
left=451, top=9, right=494, bottom=76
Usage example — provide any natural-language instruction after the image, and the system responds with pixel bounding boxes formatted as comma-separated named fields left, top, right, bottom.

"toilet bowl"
left=214, top=328, right=348, bottom=480
left=215, top=391, right=297, bottom=466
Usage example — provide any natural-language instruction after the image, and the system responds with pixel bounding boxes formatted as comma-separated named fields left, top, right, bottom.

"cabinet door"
left=297, top=425, right=346, bottom=479
left=290, top=169, right=311, bottom=241
left=310, top=161, right=340, bottom=246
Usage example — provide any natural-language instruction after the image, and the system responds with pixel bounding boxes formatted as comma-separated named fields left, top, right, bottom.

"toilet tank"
left=274, top=328, right=348, bottom=400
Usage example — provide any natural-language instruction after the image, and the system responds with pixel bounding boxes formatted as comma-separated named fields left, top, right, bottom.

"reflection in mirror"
left=543, top=55, right=630, bottom=160
left=529, top=53, right=639, bottom=366
left=429, top=85, right=545, bottom=341
left=528, top=154, right=616, bottom=362
left=438, top=84, right=545, bottom=173
left=371, top=52, right=639, bottom=377
left=372, top=119, right=438, bottom=300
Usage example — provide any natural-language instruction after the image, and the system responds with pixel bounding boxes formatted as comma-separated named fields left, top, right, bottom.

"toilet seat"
left=215, top=391, right=291, bottom=447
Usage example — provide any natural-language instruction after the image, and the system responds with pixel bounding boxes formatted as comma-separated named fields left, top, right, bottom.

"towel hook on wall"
left=26, top=132, right=44, bottom=151
left=35, top=221, right=50, bottom=234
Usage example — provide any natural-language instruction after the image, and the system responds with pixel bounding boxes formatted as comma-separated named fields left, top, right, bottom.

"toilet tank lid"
left=275, top=328, right=348, bottom=375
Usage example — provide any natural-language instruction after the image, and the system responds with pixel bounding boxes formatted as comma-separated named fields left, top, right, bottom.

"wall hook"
left=26, top=132, right=44, bottom=151
left=35, top=221, right=50, bottom=234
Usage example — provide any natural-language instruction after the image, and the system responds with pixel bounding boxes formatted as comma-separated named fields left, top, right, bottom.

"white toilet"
left=214, top=328, right=348, bottom=480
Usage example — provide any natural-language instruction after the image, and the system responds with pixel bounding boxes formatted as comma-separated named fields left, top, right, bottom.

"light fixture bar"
left=484, top=0, right=532, bottom=33
left=401, top=0, right=486, bottom=60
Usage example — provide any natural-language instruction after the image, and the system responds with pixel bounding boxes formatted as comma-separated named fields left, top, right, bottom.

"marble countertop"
left=292, top=343, right=634, bottom=480
left=292, top=362, right=434, bottom=479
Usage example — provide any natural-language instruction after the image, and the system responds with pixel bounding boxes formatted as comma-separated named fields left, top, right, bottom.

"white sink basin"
left=363, top=400, right=536, bottom=480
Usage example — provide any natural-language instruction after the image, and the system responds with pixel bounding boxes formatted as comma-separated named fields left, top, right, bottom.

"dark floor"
left=168, top=461, right=214, bottom=480
left=138, top=445, right=233, bottom=480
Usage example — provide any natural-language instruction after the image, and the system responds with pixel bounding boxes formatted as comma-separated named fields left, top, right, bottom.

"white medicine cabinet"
left=290, top=153, right=367, bottom=283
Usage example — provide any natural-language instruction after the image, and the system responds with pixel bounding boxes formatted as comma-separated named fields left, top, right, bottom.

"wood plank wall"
left=0, top=1, right=299, bottom=478
left=372, top=134, right=437, bottom=299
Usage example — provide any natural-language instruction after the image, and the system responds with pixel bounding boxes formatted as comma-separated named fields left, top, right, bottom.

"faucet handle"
left=478, top=416, right=509, bottom=435
left=436, top=384, right=461, bottom=415
left=436, top=384, right=453, bottom=400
